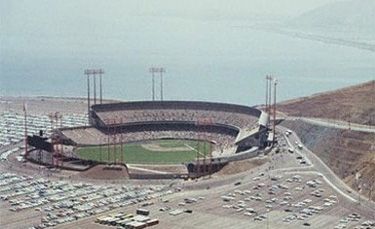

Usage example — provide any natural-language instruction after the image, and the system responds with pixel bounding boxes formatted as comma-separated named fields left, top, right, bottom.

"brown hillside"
left=278, top=80, right=375, bottom=125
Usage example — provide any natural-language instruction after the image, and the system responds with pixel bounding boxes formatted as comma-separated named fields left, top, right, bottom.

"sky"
left=2, top=0, right=373, bottom=105
left=0, top=0, right=338, bottom=63
left=1, top=0, right=337, bottom=29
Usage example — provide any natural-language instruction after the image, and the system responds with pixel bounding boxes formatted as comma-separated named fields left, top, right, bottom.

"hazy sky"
left=3, top=0, right=373, bottom=104
left=1, top=0, right=336, bottom=21
left=1, top=0, right=338, bottom=59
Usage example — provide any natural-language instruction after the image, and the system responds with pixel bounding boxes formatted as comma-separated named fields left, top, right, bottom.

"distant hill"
left=278, top=81, right=375, bottom=125
left=289, top=0, right=375, bottom=32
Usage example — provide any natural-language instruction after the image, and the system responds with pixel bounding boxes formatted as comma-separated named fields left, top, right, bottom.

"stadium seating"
left=60, top=101, right=263, bottom=153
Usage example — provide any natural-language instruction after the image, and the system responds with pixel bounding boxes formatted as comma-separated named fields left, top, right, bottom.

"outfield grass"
left=76, top=139, right=212, bottom=164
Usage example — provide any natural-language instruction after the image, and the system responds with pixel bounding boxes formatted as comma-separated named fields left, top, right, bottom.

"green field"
left=76, top=139, right=213, bottom=164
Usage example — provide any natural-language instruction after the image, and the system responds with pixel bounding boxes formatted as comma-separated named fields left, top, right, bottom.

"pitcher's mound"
left=80, top=164, right=129, bottom=180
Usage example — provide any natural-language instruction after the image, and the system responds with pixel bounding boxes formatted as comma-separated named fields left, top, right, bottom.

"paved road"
left=277, top=125, right=375, bottom=212
left=286, top=117, right=375, bottom=133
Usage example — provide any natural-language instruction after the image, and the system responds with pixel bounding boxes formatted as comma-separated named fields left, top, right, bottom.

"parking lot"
left=47, top=169, right=373, bottom=229
left=0, top=172, right=169, bottom=229
left=0, top=112, right=88, bottom=148
left=0, top=110, right=374, bottom=229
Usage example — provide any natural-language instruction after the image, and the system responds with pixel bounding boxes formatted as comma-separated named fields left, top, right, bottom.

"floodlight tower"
left=93, top=70, right=97, bottom=105
left=85, top=68, right=104, bottom=121
left=149, top=67, right=166, bottom=101
left=266, top=76, right=273, bottom=126
left=84, top=69, right=92, bottom=122
left=159, top=67, right=166, bottom=101
left=265, top=75, right=273, bottom=129
left=98, top=69, right=104, bottom=104
left=149, top=67, right=156, bottom=101
left=269, top=77, right=272, bottom=116
left=272, top=78, right=278, bottom=146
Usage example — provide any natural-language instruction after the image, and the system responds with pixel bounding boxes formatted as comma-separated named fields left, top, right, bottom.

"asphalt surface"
left=277, top=125, right=375, bottom=213
left=286, top=117, right=375, bottom=133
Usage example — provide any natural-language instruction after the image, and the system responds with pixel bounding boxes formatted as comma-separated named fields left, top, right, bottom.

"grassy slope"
left=77, top=140, right=211, bottom=164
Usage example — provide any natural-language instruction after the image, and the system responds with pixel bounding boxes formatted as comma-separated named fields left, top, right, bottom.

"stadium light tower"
left=159, top=67, right=166, bottom=101
left=265, top=75, right=273, bottom=128
left=84, top=69, right=92, bottom=122
left=149, top=67, right=157, bottom=101
left=93, top=70, right=97, bottom=105
left=268, top=76, right=273, bottom=120
left=149, top=67, right=166, bottom=101
left=272, top=78, right=278, bottom=146
left=85, top=68, right=105, bottom=122
left=98, top=69, right=104, bottom=104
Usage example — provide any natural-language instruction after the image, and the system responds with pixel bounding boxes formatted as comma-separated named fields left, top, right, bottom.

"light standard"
left=149, top=67, right=166, bottom=101
left=149, top=67, right=156, bottom=101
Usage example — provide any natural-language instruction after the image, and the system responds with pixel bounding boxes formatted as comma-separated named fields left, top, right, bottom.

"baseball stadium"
left=27, top=100, right=269, bottom=179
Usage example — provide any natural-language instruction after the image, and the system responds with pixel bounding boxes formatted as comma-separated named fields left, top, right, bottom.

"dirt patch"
left=78, top=164, right=129, bottom=180
left=130, top=164, right=187, bottom=174
left=216, top=157, right=269, bottom=175
left=141, top=143, right=191, bottom=152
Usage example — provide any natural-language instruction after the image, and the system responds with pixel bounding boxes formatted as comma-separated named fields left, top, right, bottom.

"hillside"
left=278, top=80, right=375, bottom=125
left=279, top=80, right=375, bottom=201
left=289, top=0, right=375, bottom=32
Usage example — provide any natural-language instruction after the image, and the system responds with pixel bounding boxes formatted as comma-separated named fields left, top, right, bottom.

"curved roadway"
left=277, top=125, right=375, bottom=212
left=286, top=117, right=375, bottom=133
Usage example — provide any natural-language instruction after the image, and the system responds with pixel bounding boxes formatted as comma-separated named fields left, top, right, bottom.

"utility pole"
left=273, top=78, right=278, bottom=146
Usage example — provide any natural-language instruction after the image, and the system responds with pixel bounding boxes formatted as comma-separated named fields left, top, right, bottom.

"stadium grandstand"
left=57, top=101, right=268, bottom=157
